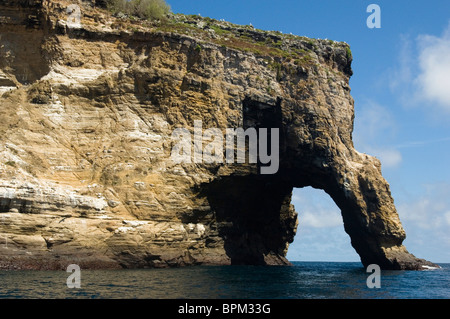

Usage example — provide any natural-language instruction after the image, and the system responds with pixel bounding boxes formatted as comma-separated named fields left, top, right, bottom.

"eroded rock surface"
left=0, top=0, right=436, bottom=269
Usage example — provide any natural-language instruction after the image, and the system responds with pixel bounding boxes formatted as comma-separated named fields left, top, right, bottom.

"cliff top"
left=38, top=0, right=353, bottom=76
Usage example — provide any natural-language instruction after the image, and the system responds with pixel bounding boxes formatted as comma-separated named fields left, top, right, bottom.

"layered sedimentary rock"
left=0, top=0, right=437, bottom=270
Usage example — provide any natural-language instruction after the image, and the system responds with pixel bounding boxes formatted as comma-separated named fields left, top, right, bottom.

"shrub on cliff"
left=106, top=0, right=171, bottom=20
left=106, top=0, right=126, bottom=13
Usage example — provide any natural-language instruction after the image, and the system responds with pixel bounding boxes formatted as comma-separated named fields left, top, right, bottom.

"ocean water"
left=0, top=262, right=448, bottom=299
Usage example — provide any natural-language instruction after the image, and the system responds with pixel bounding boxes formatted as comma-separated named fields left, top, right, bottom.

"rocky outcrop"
left=0, top=0, right=437, bottom=270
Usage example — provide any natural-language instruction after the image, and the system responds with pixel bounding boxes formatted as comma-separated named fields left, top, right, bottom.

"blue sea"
left=0, top=262, right=448, bottom=299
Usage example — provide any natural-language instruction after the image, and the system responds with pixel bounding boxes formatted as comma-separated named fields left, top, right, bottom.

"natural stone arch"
left=197, top=96, right=436, bottom=270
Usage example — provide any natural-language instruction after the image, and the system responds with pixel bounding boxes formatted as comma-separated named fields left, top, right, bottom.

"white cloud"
left=368, top=147, right=402, bottom=168
left=389, top=34, right=414, bottom=91
left=390, top=23, right=450, bottom=113
left=287, top=187, right=359, bottom=262
left=301, top=209, right=342, bottom=228
left=395, top=136, right=450, bottom=149
left=353, top=100, right=402, bottom=168
left=291, top=187, right=343, bottom=228
left=396, top=183, right=450, bottom=262
left=399, top=183, right=450, bottom=228
left=354, top=100, right=396, bottom=141
left=444, top=211, right=450, bottom=226
left=399, top=197, right=443, bottom=229
left=415, top=23, right=450, bottom=111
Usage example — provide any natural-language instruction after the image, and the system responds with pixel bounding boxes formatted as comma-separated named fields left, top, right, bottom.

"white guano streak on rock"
left=0, top=179, right=108, bottom=211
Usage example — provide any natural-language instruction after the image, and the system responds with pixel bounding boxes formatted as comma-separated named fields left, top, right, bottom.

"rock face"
left=0, top=0, right=437, bottom=270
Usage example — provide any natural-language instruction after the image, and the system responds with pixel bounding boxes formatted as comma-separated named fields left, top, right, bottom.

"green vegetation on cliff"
left=106, top=0, right=171, bottom=20
left=100, top=8, right=353, bottom=78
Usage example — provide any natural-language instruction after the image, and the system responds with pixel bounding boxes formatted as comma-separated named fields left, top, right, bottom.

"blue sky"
left=168, top=0, right=450, bottom=263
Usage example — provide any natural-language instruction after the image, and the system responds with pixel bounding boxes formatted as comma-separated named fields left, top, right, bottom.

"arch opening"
left=286, top=186, right=360, bottom=263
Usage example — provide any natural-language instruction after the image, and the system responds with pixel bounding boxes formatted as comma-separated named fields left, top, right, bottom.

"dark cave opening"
left=201, top=175, right=296, bottom=265
left=242, top=96, right=284, bottom=170
left=197, top=97, right=295, bottom=265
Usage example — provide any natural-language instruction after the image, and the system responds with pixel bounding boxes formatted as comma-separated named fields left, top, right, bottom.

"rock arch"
left=198, top=96, right=436, bottom=270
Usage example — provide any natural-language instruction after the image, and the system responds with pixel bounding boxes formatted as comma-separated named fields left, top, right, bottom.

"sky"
left=167, top=0, right=450, bottom=263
